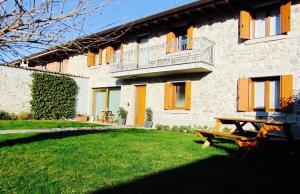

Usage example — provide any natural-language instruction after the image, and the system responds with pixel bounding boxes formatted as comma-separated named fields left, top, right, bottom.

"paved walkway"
left=0, top=125, right=141, bottom=134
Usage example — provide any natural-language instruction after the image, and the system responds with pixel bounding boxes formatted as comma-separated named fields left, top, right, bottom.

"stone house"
left=7, top=0, right=300, bottom=127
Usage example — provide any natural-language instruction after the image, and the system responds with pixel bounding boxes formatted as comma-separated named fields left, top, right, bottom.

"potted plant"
left=117, top=107, right=128, bottom=125
left=144, top=108, right=153, bottom=128
left=75, top=113, right=89, bottom=122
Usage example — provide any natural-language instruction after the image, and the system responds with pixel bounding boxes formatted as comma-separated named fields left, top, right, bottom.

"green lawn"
left=0, top=120, right=103, bottom=130
left=0, top=129, right=299, bottom=194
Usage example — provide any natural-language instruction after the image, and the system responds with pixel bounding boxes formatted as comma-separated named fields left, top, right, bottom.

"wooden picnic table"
left=196, top=117, right=294, bottom=148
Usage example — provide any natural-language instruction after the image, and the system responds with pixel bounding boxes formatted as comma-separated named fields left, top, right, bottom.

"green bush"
left=0, top=110, right=10, bottom=120
left=155, top=124, right=205, bottom=133
left=117, top=107, right=128, bottom=120
left=30, top=72, right=78, bottom=120
left=18, top=111, right=33, bottom=120
left=0, top=110, right=17, bottom=120
left=145, top=108, right=153, bottom=121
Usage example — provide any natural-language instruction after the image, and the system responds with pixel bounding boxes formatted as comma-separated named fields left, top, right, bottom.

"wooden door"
left=134, top=85, right=146, bottom=126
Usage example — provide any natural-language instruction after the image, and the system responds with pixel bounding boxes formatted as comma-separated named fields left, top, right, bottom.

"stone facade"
left=32, top=3, right=300, bottom=132
left=0, top=65, right=89, bottom=115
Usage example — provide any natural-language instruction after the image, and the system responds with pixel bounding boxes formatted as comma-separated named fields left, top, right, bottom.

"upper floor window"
left=166, top=26, right=193, bottom=53
left=87, top=49, right=102, bottom=67
left=240, top=0, right=291, bottom=40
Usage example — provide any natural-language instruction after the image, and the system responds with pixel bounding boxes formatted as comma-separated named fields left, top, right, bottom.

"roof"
left=6, top=0, right=260, bottom=66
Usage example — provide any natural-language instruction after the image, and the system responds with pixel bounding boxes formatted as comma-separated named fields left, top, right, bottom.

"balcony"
left=109, top=37, right=215, bottom=79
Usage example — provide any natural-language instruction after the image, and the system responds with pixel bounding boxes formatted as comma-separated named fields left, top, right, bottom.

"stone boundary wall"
left=0, top=65, right=89, bottom=114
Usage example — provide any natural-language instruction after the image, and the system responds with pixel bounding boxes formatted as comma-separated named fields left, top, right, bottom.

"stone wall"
left=0, top=65, right=89, bottom=115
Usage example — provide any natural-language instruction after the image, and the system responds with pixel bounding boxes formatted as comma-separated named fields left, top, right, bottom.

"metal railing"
left=109, top=37, right=215, bottom=73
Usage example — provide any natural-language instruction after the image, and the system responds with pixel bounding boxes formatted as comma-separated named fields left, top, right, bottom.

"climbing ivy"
left=30, top=72, right=78, bottom=119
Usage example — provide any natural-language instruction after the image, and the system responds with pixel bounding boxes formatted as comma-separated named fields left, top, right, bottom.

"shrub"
left=155, top=124, right=205, bottom=133
left=0, top=110, right=17, bottom=120
left=145, top=108, right=153, bottom=121
left=0, top=110, right=10, bottom=120
left=18, top=112, right=33, bottom=120
left=30, top=72, right=78, bottom=120
left=117, top=107, right=128, bottom=120
left=9, top=113, right=18, bottom=120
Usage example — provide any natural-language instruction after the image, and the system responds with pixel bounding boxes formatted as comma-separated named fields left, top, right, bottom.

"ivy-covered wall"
left=31, top=72, right=78, bottom=119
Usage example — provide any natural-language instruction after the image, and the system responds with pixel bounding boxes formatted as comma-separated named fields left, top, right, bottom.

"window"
left=250, top=8, right=281, bottom=39
left=166, top=26, right=193, bottom=53
left=240, top=1, right=291, bottom=40
left=93, top=87, right=121, bottom=119
left=164, top=81, right=191, bottom=110
left=237, top=75, right=293, bottom=112
left=252, top=78, right=280, bottom=111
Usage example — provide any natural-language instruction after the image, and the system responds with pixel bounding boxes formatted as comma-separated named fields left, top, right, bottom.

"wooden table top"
left=215, top=117, right=293, bottom=125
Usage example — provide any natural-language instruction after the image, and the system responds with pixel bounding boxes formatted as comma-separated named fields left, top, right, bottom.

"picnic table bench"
left=196, top=117, right=294, bottom=148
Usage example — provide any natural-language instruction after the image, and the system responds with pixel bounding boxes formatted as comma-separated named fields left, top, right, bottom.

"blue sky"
left=79, top=0, right=194, bottom=37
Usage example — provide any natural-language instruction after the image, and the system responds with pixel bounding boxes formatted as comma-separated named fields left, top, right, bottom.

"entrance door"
left=134, top=85, right=146, bottom=126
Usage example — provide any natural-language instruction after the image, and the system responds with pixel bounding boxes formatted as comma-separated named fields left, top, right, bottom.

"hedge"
left=30, top=72, right=78, bottom=119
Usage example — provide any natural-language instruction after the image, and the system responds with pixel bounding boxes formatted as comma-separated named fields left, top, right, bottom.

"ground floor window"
left=237, top=75, right=293, bottom=112
left=253, top=78, right=280, bottom=111
left=93, top=87, right=121, bottom=119
left=164, top=81, right=191, bottom=110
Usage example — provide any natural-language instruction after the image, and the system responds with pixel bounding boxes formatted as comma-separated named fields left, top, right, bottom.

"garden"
left=0, top=128, right=299, bottom=194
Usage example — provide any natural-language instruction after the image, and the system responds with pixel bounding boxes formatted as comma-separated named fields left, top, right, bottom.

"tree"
left=0, top=0, right=114, bottom=62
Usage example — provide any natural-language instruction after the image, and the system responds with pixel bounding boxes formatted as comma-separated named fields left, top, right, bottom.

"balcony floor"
left=110, top=61, right=213, bottom=79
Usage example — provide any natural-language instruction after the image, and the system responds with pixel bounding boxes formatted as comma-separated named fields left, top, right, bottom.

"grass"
left=0, top=120, right=104, bottom=130
left=0, top=129, right=299, bottom=194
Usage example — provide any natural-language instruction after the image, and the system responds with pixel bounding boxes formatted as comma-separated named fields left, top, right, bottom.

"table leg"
left=250, top=122, right=261, bottom=131
left=212, top=119, right=222, bottom=132
left=202, top=135, right=214, bottom=148
left=234, top=122, right=247, bottom=134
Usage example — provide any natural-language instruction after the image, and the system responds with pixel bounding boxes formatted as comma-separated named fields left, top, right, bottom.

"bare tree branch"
left=0, top=0, right=120, bottom=62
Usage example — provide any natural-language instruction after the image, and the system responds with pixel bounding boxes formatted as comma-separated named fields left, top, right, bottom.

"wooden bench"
left=196, top=129, right=256, bottom=148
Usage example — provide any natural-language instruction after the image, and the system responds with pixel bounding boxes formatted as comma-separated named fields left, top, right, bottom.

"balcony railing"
left=109, top=37, right=215, bottom=73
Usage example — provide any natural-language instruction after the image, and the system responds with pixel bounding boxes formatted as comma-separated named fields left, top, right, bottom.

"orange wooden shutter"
left=166, top=32, right=176, bottom=53
left=280, top=75, right=293, bottom=112
left=280, top=0, right=291, bottom=33
left=87, top=51, right=95, bottom=67
left=164, top=83, right=172, bottom=110
left=120, top=43, right=124, bottom=63
left=98, top=49, right=102, bottom=65
left=237, top=78, right=250, bottom=112
left=187, top=26, right=193, bottom=50
left=105, top=46, right=114, bottom=64
left=240, top=10, right=251, bottom=40
left=185, top=81, right=191, bottom=110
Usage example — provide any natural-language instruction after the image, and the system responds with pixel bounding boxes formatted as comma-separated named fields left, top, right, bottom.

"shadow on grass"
left=90, top=141, right=300, bottom=194
left=0, top=129, right=123, bottom=148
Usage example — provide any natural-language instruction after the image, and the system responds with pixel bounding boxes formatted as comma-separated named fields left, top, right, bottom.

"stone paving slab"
left=0, top=125, right=141, bottom=135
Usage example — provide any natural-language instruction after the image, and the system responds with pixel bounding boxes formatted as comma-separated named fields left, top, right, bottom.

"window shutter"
left=120, top=43, right=124, bottom=63
left=237, top=78, right=250, bottom=112
left=166, top=32, right=176, bottom=53
left=187, top=26, right=193, bottom=50
left=185, top=81, right=191, bottom=110
left=87, top=51, right=95, bottom=67
left=106, top=46, right=114, bottom=64
left=164, top=83, right=172, bottom=110
left=240, top=10, right=251, bottom=39
left=98, top=49, right=102, bottom=65
left=280, top=75, right=293, bottom=112
left=280, top=0, right=291, bottom=33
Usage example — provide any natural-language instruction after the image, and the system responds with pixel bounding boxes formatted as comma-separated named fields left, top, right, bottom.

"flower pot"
left=118, top=118, right=126, bottom=125
left=75, top=115, right=88, bottom=122
left=144, top=121, right=153, bottom=128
